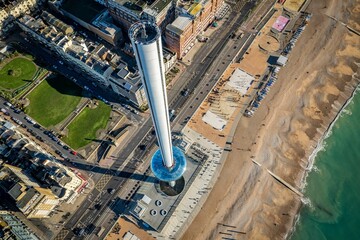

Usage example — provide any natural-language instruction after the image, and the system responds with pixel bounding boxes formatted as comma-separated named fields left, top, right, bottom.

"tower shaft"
left=129, top=22, right=174, bottom=168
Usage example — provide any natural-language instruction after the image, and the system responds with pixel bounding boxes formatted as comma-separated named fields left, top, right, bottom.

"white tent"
left=227, top=68, right=254, bottom=95
left=202, top=111, right=227, bottom=131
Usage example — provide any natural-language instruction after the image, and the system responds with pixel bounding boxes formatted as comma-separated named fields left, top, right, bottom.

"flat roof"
left=113, top=0, right=147, bottom=15
left=272, top=15, right=289, bottom=32
left=167, top=15, right=192, bottom=35
left=8, top=183, right=22, bottom=199
left=17, top=188, right=38, bottom=209
left=188, top=3, right=202, bottom=16
left=128, top=157, right=199, bottom=231
left=61, top=0, right=105, bottom=23
left=277, top=55, right=288, bottom=65
left=150, top=0, right=172, bottom=14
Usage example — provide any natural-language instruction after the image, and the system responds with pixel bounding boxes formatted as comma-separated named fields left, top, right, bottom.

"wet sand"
left=181, top=0, right=360, bottom=239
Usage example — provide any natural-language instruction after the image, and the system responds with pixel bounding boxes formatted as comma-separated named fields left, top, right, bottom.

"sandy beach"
left=181, top=0, right=360, bottom=239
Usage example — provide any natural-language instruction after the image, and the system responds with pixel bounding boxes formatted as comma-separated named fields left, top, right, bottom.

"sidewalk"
left=180, top=10, right=232, bottom=65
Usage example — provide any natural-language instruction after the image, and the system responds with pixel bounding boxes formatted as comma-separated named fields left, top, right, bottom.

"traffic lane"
left=57, top=2, right=258, bottom=236
left=109, top=120, right=153, bottom=172
left=89, top=159, right=153, bottom=239
left=65, top=128, right=146, bottom=235
left=72, top=170, right=136, bottom=235
left=165, top=12, right=237, bottom=104
left=82, top=179, right=136, bottom=237
left=67, top=2, right=268, bottom=238
left=168, top=24, right=234, bottom=109
left=172, top=33, right=251, bottom=125
left=67, top=22, right=248, bottom=240
left=7, top=18, right=212, bottom=238
left=64, top=188, right=101, bottom=236
left=174, top=40, right=257, bottom=126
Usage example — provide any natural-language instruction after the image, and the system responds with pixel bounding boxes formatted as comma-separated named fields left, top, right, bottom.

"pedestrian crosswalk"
left=95, top=174, right=112, bottom=191
left=54, top=229, right=69, bottom=240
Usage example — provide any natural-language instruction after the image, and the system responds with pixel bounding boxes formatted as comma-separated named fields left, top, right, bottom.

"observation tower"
left=129, top=21, right=186, bottom=189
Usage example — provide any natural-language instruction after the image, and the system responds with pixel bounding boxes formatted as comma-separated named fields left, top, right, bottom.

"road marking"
left=95, top=174, right=112, bottom=191
left=54, top=229, right=69, bottom=240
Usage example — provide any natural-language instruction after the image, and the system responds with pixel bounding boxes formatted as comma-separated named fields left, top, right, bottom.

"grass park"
left=1, top=53, right=113, bottom=150
left=62, top=101, right=112, bottom=150
left=0, top=57, right=37, bottom=90
left=25, top=75, right=82, bottom=127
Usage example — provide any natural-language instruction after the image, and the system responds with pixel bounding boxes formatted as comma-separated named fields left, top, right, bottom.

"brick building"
left=97, top=0, right=174, bottom=33
left=165, top=0, right=223, bottom=58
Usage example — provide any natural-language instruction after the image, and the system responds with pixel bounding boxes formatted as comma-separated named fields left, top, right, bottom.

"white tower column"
left=129, top=22, right=174, bottom=168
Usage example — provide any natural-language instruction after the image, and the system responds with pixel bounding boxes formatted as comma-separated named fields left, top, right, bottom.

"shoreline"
left=287, top=82, right=360, bottom=239
left=181, top=0, right=360, bottom=239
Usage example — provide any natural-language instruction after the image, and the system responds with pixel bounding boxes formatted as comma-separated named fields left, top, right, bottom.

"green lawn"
left=26, top=75, right=82, bottom=127
left=0, top=57, right=37, bottom=90
left=63, top=101, right=111, bottom=150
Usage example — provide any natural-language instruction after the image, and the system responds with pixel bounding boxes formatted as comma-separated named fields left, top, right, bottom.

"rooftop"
left=0, top=212, right=40, bottom=240
left=150, top=0, right=172, bottom=14
left=61, top=0, right=105, bottom=23
left=128, top=155, right=199, bottom=231
left=113, top=0, right=147, bottom=15
left=166, top=15, right=192, bottom=35
left=92, top=11, right=121, bottom=37
left=41, top=11, right=73, bottom=35
left=188, top=3, right=202, bottom=16
left=16, top=187, right=39, bottom=209
left=8, top=182, right=23, bottom=200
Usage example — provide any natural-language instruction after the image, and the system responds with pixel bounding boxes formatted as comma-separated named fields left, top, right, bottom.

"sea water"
left=290, top=88, right=360, bottom=240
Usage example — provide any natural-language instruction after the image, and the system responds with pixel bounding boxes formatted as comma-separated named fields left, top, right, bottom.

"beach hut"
left=277, top=55, right=288, bottom=66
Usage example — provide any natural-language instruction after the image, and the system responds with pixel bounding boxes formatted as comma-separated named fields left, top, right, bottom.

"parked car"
left=25, top=116, right=36, bottom=124
left=131, top=109, right=139, bottom=114
left=4, top=102, right=12, bottom=107
left=1, top=108, right=9, bottom=116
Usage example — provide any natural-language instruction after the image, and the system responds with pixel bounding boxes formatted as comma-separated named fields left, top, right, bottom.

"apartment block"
left=0, top=211, right=40, bottom=239
left=0, top=0, right=45, bottom=37
left=0, top=120, right=84, bottom=206
left=49, top=0, right=124, bottom=46
left=97, top=0, right=174, bottom=33
left=0, top=165, right=60, bottom=218
left=165, top=0, right=223, bottom=58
